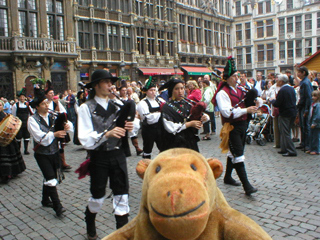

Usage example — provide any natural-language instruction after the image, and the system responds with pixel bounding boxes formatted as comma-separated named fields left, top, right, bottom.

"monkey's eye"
left=191, top=164, right=197, bottom=171
left=156, top=166, right=161, bottom=173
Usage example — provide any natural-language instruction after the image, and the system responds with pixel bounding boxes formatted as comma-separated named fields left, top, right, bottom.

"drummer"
left=12, top=87, right=34, bottom=155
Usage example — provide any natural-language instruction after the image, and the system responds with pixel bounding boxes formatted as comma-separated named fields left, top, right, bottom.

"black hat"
left=142, top=76, right=157, bottom=92
left=44, top=80, right=54, bottom=94
left=30, top=86, right=46, bottom=108
left=223, top=56, right=237, bottom=80
left=17, top=87, right=26, bottom=97
left=158, top=77, right=184, bottom=98
left=85, top=69, right=119, bottom=88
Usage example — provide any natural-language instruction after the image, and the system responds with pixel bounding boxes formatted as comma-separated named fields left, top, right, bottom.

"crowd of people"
left=0, top=60, right=319, bottom=240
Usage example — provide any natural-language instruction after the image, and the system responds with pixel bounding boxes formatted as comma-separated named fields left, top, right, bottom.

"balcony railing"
left=7, top=37, right=77, bottom=55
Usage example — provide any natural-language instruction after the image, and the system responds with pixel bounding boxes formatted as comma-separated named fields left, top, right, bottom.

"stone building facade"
left=0, top=0, right=77, bottom=100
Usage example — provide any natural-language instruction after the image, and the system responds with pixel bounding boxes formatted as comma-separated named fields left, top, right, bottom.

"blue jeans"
left=310, top=128, right=320, bottom=153
left=299, top=110, right=310, bottom=149
left=203, top=111, right=216, bottom=134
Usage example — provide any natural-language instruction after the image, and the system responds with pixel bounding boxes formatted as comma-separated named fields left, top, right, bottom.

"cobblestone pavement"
left=1, top=119, right=320, bottom=240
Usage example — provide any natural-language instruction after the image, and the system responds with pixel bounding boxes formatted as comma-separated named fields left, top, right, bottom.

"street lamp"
left=120, top=61, right=126, bottom=78
left=173, top=65, right=178, bottom=77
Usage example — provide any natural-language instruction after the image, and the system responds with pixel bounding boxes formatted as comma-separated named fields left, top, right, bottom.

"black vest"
left=142, top=98, right=160, bottom=128
left=31, top=113, right=59, bottom=155
left=16, top=102, right=30, bottom=127
left=85, top=99, right=122, bottom=152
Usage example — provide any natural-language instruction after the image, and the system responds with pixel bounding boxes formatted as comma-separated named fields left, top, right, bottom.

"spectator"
left=261, top=79, right=274, bottom=103
left=308, top=90, right=320, bottom=155
left=201, top=79, right=215, bottom=140
left=186, top=80, right=201, bottom=102
left=239, top=72, right=253, bottom=89
left=3, top=98, right=11, bottom=114
left=65, top=90, right=76, bottom=127
left=285, top=69, right=294, bottom=86
left=271, top=74, right=297, bottom=157
left=254, top=72, right=266, bottom=96
left=269, top=75, right=281, bottom=148
left=309, top=70, right=319, bottom=91
left=292, top=77, right=301, bottom=143
left=127, top=87, right=139, bottom=104
left=296, top=66, right=313, bottom=151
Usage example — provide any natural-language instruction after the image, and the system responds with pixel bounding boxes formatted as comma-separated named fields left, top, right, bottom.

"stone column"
left=38, top=0, right=48, bottom=38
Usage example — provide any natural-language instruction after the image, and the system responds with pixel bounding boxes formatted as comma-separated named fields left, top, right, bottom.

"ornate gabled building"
left=0, top=0, right=77, bottom=100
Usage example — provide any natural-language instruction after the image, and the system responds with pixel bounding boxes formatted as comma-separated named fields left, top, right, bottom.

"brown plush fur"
left=102, top=148, right=272, bottom=240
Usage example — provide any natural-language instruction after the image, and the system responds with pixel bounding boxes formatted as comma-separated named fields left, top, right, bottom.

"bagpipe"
left=181, top=97, right=207, bottom=121
left=230, top=85, right=258, bottom=111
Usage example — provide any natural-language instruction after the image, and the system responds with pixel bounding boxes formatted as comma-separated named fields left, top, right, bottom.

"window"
left=137, top=27, right=145, bottom=54
left=244, top=5, right=248, bottom=14
left=267, top=44, right=273, bottom=61
left=219, top=0, right=224, bottom=14
left=196, top=18, right=202, bottom=44
left=120, top=0, right=129, bottom=14
left=235, top=1, right=241, bottom=16
left=258, top=2, right=263, bottom=14
left=266, top=19, right=273, bottom=37
left=179, top=14, right=186, bottom=41
left=167, top=32, right=174, bottom=56
left=296, top=40, right=302, bottom=57
left=78, top=0, right=88, bottom=6
left=47, top=0, right=64, bottom=40
left=214, top=23, right=219, bottom=46
left=305, top=38, right=312, bottom=56
left=305, top=14, right=312, bottom=30
left=167, top=0, right=173, bottom=22
left=121, top=26, right=130, bottom=52
left=245, top=22, right=251, bottom=40
left=220, top=24, right=225, bottom=47
left=92, top=0, right=104, bottom=8
left=237, top=48, right=243, bottom=65
left=147, top=29, right=155, bottom=55
left=226, top=26, right=231, bottom=48
left=279, top=42, right=285, bottom=59
left=157, top=30, right=164, bottom=55
left=279, top=18, right=285, bottom=34
left=156, top=0, right=164, bottom=20
left=204, top=20, right=212, bottom=46
left=257, top=21, right=263, bottom=38
left=287, top=0, right=293, bottom=9
left=265, top=1, right=271, bottom=13
left=317, top=12, right=320, bottom=28
left=317, top=37, right=320, bottom=51
left=257, top=44, right=264, bottom=62
left=287, top=17, right=293, bottom=33
left=107, top=0, right=117, bottom=10
left=188, top=16, right=194, bottom=42
left=295, top=15, right=302, bottom=32
left=287, top=41, right=293, bottom=58
left=246, top=47, right=252, bottom=64
left=225, top=1, right=230, bottom=16
left=108, top=25, right=119, bottom=51
left=18, top=0, right=38, bottom=37
left=94, top=22, right=105, bottom=50
left=135, top=0, right=143, bottom=16
left=236, top=24, right=242, bottom=41
left=0, top=0, right=8, bottom=37
left=146, top=0, right=154, bottom=18
left=78, top=20, right=90, bottom=49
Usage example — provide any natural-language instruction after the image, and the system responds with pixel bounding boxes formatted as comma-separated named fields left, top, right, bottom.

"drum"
left=0, top=114, right=22, bottom=147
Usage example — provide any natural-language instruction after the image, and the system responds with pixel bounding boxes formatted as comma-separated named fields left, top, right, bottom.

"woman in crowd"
left=292, top=77, right=301, bottom=142
left=261, top=79, right=274, bottom=103
left=186, top=80, right=202, bottom=102
left=0, top=100, right=26, bottom=183
left=159, top=78, right=208, bottom=152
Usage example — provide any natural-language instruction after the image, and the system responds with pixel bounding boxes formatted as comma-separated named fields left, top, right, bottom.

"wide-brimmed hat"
left=142, top=76, right=157, bottom=92
left=30, top=87, right=46, bottom=108
left=158, top=77, right=184, bottom=98
left=85, top=69, right=119, bottom=88
left=223, top=56, right=237, bottom=80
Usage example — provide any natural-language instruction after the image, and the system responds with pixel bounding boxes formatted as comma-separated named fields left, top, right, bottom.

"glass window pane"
left=0, top=9, right=8, bottom=36
left=18, top=0, right=26, bottom=8
left=0, top=0, right=6, bottom=6
left=56, top=1, right=63, bottom=13
left=47, top=0, right=53, bottom=12
left=19, top=11, right=27, bottom=36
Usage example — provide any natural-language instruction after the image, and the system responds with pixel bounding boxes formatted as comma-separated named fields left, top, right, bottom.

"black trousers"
left=34, top=152, right=61, bottom=181
left=16, top=126, right=30, bottom=140
left=141, top=124, right=162, bottom=154
left=89, top=149, right=128, bottom=199
left=229, top=121, right=247, bottom=158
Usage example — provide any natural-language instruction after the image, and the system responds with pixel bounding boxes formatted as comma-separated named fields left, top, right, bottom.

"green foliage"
left=30, top=77, right=46, bottom=85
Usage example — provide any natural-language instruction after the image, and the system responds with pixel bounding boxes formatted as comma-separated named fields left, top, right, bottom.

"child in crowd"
left=308, top=90, right=320, bottom=155
left=247, top=108, right=267, bottom=137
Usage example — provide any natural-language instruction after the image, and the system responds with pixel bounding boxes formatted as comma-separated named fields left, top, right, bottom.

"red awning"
left=139, top=68, right=183, bottom=76
left=181, top=66, right=212, bottom=76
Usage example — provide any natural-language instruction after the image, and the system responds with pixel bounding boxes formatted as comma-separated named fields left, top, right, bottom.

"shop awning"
left=181, top=66, right=212, bottom=76
left=139, top=68, right=183, bottom=76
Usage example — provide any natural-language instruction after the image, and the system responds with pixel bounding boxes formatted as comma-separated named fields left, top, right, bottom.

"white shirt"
left=255, top=80, right=262, bottom=96
left=12, top=101, right=34, bottom=116
left=216, top=86, right=247, bottom=119
left=27, top=112, right=73, bottom=146
left=136, top=96, right=164, bottom=125
left=48, top=100, right=66, bottom=113
left=77, top=96, right=123, bottom=150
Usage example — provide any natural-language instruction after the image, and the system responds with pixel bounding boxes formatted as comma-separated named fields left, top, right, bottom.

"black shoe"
left=42, top=201, right=54, bottom=208
left=224, top=178, right=241, bottom=186
left=295, top=145, right=304, bottom=149
left=278, top=151, right=287, bottom=154
left=62, top=166, right=72, bottom=172
left=24, top=150, right=30, bottom=155
left=282, top=153, right=297, bottom=157
left=55, top=206, right=66, bottom=217
left=245, top=187, right=258, bottom=196
left=87, top=234, right=98, bottom=240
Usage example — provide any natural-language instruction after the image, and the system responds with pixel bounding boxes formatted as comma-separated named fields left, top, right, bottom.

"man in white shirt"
left=77, top=69, right=133, bottom=240
left=254, top=72, right=266, bottom=96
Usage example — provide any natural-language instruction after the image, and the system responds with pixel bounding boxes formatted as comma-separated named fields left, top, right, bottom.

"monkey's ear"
left=136, top=159, right=152, bottom=179
left=207, top=158, right=223, bottom=179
